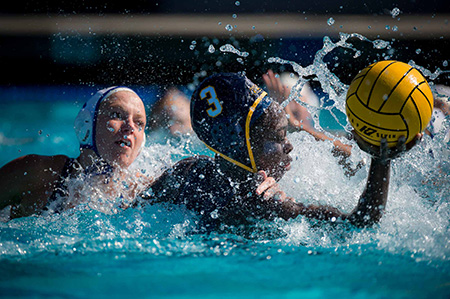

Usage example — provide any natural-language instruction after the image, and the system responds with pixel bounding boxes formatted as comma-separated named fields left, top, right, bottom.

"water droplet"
left=210, top=209, right=219, bottom=219
left=38, top=130, right=42, bottom=135
left=294, top=177, right=300, bottom=183
left=385, top=25, right=390, bottom=30
left=219, top=44, right=249, bottom=57
left=218, top=22, right=222, bottom=25
left=368, top=25, right=372, bottom=29
left=235, top=1, right=240, bottom=6
left=416, top=48, right=422, bottom=54
left=225, top=24, right=233, bottom=31
left=24, top=172, right=27, bottom=175
left=252, top=26, right=256, bottom=30
left=189, top=45, right=196, bottom=50
left=208, top=44, right=215, bottom=53
left=443, top=60, right=448, bottom=67
left=391, top=7, right=401, bottom=18
left=392, top=25, right=398, bottom=31
left=327, top=17, right=335, bottom=26
left=232, top=14, right=237, bottom=19
left=372, top=39, right=389, bottom=49
left=199, top=174, right=205, bottom=179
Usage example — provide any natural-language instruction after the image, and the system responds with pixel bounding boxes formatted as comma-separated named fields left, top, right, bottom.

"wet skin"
left=251, top=102, right=293, bottom=181
left=95, top=91, right=147, bottom=168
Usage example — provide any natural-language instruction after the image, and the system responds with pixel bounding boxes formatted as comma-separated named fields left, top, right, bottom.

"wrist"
left=371, top=156, right=391, bottom=167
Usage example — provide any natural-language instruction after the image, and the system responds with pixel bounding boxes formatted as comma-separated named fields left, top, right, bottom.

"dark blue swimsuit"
left=143, top=155, right=282, bottom=228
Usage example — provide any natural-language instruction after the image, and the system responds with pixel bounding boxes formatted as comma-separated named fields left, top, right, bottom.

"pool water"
left=2, top=28, right=450, bottom=297
left=0, top=86, right=449, bottom=298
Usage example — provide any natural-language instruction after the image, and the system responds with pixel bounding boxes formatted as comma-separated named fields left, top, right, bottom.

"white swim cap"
left=74, top=86, right=138, bottom=154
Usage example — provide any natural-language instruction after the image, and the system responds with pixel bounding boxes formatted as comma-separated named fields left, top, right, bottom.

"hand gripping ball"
left=346, top=60, right=433, bottom=147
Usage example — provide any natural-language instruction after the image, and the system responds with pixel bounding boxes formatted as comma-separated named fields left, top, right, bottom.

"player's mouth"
left=283, top=157, right=292, bottom=170
left=116, top=138, right=132, bottom=148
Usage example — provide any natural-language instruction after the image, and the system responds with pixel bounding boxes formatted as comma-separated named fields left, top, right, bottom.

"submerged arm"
left=0, top=155, right=67, bottom=218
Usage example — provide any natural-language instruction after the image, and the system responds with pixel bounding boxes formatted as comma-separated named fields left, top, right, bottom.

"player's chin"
left=114, top=153, right=137, bottom=169
left=269, top=167, right=288, bottom=181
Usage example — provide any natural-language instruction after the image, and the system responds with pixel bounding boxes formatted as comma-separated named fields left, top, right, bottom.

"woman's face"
left=95, top=90, right=147, bottom=168
left=252, top=103, right=293, bottom=181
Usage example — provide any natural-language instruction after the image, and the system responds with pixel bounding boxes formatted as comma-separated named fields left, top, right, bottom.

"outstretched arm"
left=344, top=133, right=421, bottom=226
left=434, top=95, right=450, bottom=116
left=344, top=156, right=390, bottom=226
left=263, top=69, right=352, bottom=157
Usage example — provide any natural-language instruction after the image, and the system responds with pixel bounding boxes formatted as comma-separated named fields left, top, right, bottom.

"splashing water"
left=266, top=33, right=390, bottom=130
left=210, top=32, right=450, bottom=264
left=265, top=33, right=450, bottom=266
left=219, top=44, right=249, bottom=57
left=408, top=60, right=450, bottom=82
left=391, top=7, right=401, bottom=18
left=327, top=17, right=335, bottom=26
left=1, top=32, right=449, bottom=297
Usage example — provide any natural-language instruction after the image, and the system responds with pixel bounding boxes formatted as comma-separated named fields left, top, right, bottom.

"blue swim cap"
left=191, top=73, right=273, bottom=173
left=74, top=86, right=142, bottom=157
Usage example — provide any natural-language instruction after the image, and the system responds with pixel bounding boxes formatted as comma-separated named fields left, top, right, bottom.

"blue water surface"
left=0, top=87, right=449, bottom=298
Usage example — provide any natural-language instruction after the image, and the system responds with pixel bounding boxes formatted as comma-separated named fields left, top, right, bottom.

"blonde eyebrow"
left=135, top=112, right=146, bottom=119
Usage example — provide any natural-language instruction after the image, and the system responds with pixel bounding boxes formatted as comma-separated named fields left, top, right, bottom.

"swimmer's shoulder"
left=0, top=154, right=71, bottom=214
left=173, top=155, right=214, bottom=167
left=151, top=155, right=215, bottom=192
left=2, top=154, right=70, bottom=184
left=168, top=155, right=215, bottom=175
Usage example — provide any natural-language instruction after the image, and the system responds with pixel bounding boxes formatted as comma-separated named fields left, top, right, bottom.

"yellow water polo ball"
left=346, top=60, right=434, bottom=147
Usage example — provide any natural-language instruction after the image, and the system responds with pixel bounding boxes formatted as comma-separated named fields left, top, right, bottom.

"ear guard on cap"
left=74, top=106, right=94, bottom=145
left=74, top=86, right=142, bottom=157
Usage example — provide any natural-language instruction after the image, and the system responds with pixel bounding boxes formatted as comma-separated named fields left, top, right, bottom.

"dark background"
left=1, top=0, right=449, bottom=89
left=2, top=0, right=449, bottom=15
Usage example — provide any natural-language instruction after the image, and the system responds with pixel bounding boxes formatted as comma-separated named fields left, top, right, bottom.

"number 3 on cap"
left=200, top=86, right=222, bottom=117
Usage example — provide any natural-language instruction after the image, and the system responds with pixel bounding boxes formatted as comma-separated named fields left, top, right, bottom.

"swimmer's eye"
left=275, top=131, right=286, bottom=143
left=111, top=111, right=123, bottom=120
left=136, top=121, right=145, bottom=131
